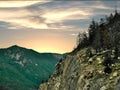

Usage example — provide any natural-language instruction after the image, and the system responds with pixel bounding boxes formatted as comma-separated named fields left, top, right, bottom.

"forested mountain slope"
left=0, top=45, right=62, bottom=90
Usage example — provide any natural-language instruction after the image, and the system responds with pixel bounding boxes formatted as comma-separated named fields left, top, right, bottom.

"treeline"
left=73, top=10, right=120, bottom=53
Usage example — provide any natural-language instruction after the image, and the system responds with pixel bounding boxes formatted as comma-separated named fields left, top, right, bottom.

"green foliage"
left=0, top=45, right=61, bottom=90
left=89, top=11, right=120, bottom=50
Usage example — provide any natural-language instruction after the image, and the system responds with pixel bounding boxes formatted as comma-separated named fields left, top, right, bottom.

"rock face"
left=39, top=48, right=120, bottom=90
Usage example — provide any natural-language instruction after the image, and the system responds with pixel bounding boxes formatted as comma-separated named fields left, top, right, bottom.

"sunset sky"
left=0, top=0, right=120, bottom=54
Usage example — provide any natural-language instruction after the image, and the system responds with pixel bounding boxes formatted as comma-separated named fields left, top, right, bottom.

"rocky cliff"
left=39, top=48, right=120, bottom=90
left=39, top=11, right=120, bottom=90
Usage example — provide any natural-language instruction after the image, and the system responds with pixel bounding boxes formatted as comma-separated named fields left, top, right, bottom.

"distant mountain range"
left=0, top=45, right=63, bottom=90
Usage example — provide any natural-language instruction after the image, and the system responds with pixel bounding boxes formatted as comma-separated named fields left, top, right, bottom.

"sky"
left=0, top=0, right=120, bottom=54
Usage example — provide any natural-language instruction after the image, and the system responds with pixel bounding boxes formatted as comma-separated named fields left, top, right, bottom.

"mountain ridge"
left=0, top=45, right=63, bottom=90
left=1, top=45, right=64, bottom=55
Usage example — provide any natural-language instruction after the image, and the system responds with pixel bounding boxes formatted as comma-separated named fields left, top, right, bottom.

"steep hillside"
left=39, top=12, right=120, bottom=90
left=39, top=48, right=120, bottom=90
left=0, top=45, right=62, bottom=90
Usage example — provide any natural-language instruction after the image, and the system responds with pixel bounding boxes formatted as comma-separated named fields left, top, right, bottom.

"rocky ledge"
left=39, top=48, right=120, bottom=90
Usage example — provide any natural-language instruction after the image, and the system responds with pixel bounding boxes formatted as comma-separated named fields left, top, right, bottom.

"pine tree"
left=88, top=20, right=97, bottom=44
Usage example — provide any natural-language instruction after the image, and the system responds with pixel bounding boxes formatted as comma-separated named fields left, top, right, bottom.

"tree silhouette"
left=73, top=10, right=120, bottom=55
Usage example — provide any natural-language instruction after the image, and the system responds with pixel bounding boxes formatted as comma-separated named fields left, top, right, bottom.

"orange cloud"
left=0, top=8, right=49, bottom=29
left=0, top=1, right=113, bottom=30
left=7, top=18, right=48, bottom=29
left=0, top=1, right=48, bottom=8
left=42, top=9, right=92, bottom=23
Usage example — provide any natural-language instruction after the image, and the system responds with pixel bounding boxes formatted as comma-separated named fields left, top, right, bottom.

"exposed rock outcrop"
left=39, top=11, right=120, bottom=90
left=39, top=48, right=120, bottom=90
